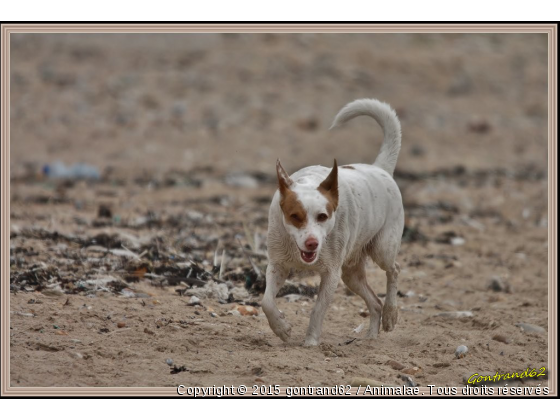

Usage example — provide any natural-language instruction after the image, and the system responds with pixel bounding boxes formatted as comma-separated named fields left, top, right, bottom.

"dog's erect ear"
left=276, top=159, right=293, bottom=196
left=319, top=159, right=339, bottom=210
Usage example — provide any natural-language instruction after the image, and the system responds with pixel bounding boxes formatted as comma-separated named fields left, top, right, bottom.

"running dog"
left=262, top=98, right=404, bottom=346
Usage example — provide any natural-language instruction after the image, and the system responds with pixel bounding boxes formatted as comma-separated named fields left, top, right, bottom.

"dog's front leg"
left=304, top=269, right=340, bottom=346
left=262, top=263, right=291, bottom=342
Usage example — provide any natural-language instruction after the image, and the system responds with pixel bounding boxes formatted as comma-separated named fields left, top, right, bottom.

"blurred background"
left=10, top=33, right=548, bottom=180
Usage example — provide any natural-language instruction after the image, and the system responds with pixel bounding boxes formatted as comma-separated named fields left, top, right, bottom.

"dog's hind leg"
left=342, top=259, right=383, bottom=338
left=381, top=262, right=400, bottom=332
left=262, top=263, right=291, bottom=342
left=369, top=225, right=402, bottom=332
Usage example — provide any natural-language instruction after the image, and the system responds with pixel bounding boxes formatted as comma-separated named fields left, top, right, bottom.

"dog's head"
left=276, top=159, right=339, bottom=265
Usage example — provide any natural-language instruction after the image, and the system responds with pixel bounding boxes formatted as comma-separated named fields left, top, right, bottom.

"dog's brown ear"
left=319, top=159, right=339, bottom=210
left=276, top=159, right=293, bottom=196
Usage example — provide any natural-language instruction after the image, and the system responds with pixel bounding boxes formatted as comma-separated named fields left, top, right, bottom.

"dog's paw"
left=303, top=336, right=320, bottom=347
left=382, top=304, right=398, bottom=332
left=272, top=318, right=292, bottom=342
left=364, top=329, right=379, bottom=339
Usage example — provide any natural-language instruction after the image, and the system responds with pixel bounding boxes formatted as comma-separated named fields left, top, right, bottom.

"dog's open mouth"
left=300, top=250, right=317, bottom=263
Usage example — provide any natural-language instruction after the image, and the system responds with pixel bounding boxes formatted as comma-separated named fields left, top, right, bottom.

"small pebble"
left=492, top=334, right=511, bottom=344
left=400, top=374, right=417, bottom=387
left=166, top=358, right=174, bottom=366
left=451, top=237, right=465, bottom=246
left=435, top=311, right=473, bottom=318
left=488, top=276, right=511, bottom=293
left=432, top=362, right=450, bottom=368
left=236, top=305, right=258, bottom=316
left=386, top=360, right=405, bottom=370
left=117, top=322, right=126, bottom=328
left=455, top=345, right=468, bottom=359
left=516, top=323, right=545, bottom=334
left=401, top=367, right=422, bottom=375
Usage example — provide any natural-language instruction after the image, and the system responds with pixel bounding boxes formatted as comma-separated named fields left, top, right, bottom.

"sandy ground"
left=9, top=33, right=549, bottom=388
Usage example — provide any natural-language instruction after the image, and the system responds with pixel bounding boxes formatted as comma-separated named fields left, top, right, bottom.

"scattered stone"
left=434, top=231, right=465, bottom=246
left=166, top=358, right=174, bottom=366
left=14, top=312, right=35, bottom=317
left=450, top=237, right=466, bottom=246
left=251, top=367, right=263, bottom=376
left=144, top=328, right=155, bottom=335
left=434, top=311, right=473, bottom=318
left=36, top=343, right=61, bottom=352
left=385, top=360, right=405, bottom=370
left=401, top=366, right=422, bottom=375
left=188, top=296, right=200, bottom=306
left=117, top=322, right=126, bottom=328
left=455, top=345, right=468, bottom=359
left=55, top=330, right=68, bottom=336
left=110, top=249, right=140, bottom=259
left=230, top=286, right=250, bottom=301
left=488, top=276, right=512, bottom=293
left=68, top=351, right=83, bottom=359
left=359, top=310, right=369, bottom=318
left=41, top=288, right=65, bottom=297
left=516, top=323, right=546, bottom=334
left=400, top=374, right=417, bottom=387
left=235, top=305, right=258, bottom=316
left=283, top=294, right=303, bottom=303
left=189, top=280, right=229, bottom=301
left=432, top=362, right=450, bottom=368
left=492, top=334, right=511, bottom=344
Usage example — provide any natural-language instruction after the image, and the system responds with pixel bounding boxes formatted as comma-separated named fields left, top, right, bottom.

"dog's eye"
left=290, top=214, right=301, bottom=222
left=317, top=213, right=328, bottom=222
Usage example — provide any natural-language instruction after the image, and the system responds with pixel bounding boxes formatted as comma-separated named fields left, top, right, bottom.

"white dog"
left=262, top=98, right=404, bottom=346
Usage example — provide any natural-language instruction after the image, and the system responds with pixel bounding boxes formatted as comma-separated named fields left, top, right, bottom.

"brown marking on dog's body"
left=318, top=159, right=339, bottom=217
left=341, top=165, right=356, bottom=170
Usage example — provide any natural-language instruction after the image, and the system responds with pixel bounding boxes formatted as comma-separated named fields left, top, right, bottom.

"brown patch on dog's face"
left=341, top=165, right=355, bottom=170
left=280, top=189, right=307, bottom=228
left=318, top=159, right=339, bottom=213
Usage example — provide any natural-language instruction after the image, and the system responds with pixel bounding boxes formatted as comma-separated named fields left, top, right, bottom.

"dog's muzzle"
left=300, top=250, right=317, bottom=263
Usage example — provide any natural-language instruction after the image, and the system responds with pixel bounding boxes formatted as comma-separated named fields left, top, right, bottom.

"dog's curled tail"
left=329, top=98, right=402, bottom=176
